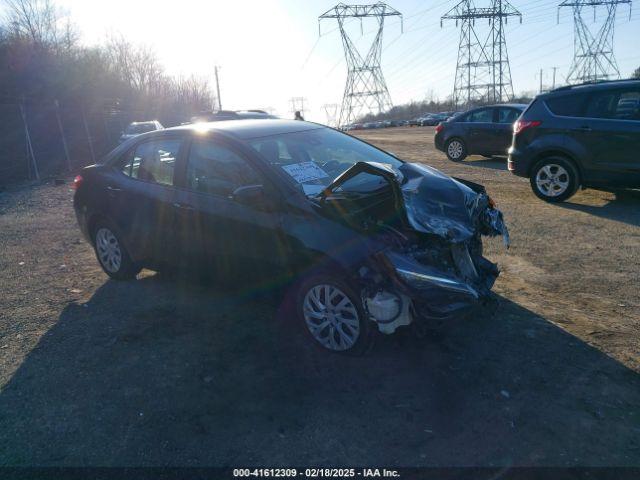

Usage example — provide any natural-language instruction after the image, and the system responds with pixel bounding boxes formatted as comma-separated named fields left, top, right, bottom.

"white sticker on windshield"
left=281, top=162, right=329, bottom=184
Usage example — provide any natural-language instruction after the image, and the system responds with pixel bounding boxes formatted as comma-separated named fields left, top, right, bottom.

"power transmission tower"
left=290, top=97, right=307, bottom=117
left=319, top=3, right=402, bottom=127
left=322, top=103, right=339, bottom=127
left=558, top=0, right=632, bottom=84
left=442, top=0, right=521, bottom=107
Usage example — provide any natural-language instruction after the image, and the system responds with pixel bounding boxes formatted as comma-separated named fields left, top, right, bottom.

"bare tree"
left=104, top=35, right=164, bottom=93
left=3, top=0, right=76, bottom=49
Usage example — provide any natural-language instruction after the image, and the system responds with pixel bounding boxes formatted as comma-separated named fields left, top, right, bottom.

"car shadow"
left=0, top=273, right=639, bottom=467
left=558, top=190, right=640, bottom=227
left=463, top=156, right=508, bottom=171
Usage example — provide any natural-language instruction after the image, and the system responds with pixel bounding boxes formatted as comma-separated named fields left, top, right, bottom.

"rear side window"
left=186, top=140, right=262, bottom=197
left=545, top=93, right=588, bottom=117
left=585, top=89, right=640, bottom=120
left=121, top=139, right=181, bottom=186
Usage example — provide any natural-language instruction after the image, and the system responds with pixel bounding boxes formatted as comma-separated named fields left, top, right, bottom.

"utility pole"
left=538, top=68, right=544, bottom=93
left=442, top=0, right=521, bottom=107
left=214, top=65, right=222, bottom=111
left=552, top=66, right=559, bottom=89
left=319, top=3, right=402, bottom=127
left=558, top=0, right=632, bottom=84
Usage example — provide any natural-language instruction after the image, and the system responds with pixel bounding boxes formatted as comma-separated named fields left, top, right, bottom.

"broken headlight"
left=385, top=251, right=479, bottom=299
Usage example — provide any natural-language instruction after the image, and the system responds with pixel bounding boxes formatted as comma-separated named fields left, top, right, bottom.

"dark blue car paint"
left=74, top=120, right=508, bottom=324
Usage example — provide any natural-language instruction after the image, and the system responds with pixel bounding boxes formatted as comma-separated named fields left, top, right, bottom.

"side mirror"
left=231, top=185, right=276, bottom=211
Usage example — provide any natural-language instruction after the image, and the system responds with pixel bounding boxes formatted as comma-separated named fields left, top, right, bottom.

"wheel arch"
left=528, top=150, right=582, bottom=185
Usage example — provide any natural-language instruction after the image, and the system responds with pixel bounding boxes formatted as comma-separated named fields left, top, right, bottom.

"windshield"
left=125, top=123, right=156, bottom=134
left=249, top=128, right=403, bottom=195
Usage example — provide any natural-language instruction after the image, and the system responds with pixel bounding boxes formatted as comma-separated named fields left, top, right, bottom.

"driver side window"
left=186, top=140, right=262, bottom=197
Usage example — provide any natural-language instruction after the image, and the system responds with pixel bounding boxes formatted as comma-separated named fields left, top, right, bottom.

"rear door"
left=108, top=136, right=184, bottom=264
left=569, top=87, right=640, bottom=187
left=493, top=107, right=522, bottom=155
left=172, top=135, right=287, bottom=277
left=465, top=108, right=496, bottom=153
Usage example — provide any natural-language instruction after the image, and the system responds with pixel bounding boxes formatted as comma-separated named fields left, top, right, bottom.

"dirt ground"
left=0, top=126, right=639, bottom=467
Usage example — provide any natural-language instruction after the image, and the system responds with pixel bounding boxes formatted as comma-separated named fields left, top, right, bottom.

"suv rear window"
left=545, top=93, right=588, bottom=117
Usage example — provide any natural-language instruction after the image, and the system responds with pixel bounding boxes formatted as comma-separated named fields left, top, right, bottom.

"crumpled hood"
left=321, top=161, right=509, bottom=246
left=399, top=162, right=508, bottom=245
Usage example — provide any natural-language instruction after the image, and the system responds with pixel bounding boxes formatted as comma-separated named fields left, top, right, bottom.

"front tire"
left=445, top=138, right=467, bottom=162
left=295, top=274, right=374, bottom=355
left=92, top=221, right=141, bottom=280
left=530, top=156, right=580, bottom=203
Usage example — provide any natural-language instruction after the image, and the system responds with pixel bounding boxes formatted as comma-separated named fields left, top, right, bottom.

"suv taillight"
left=435, top=124, right=444, bottom=133
left=513, top=120, right=541, bottom=135
left=73, top=175, right=83, bottom=190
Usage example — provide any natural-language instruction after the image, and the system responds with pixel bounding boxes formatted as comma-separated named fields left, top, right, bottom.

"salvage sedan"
left=73, top=120, right=509, bottom=354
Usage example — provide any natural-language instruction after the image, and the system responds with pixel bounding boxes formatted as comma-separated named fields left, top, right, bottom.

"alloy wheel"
left=95, top=227, right=122, bottom=273
left=302, top=284, right=360, bottom=351
left=535, top=164, right=570, bottom=198
left=447, top=140, right=463, bottom=159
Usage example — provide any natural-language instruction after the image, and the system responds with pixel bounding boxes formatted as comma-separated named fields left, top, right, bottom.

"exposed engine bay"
left=313, top=161, right=509, bottom=334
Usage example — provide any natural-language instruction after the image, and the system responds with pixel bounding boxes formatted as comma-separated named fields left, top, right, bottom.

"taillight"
left=73, top=175, right=83, bottom=190
left=513, top=120, right=541, bottom=135
left=435, top=124, right=444, bottom=133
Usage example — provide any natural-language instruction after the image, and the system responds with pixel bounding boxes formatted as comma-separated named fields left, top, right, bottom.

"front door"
left=493, top=107, right=522, bottom=156
left=576, top=88, right=640, bottom=188
left=173, top=136, right=287, bottom=280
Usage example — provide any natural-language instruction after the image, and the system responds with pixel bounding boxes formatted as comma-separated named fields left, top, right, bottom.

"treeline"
left=0, top=0, right=215, bottom=183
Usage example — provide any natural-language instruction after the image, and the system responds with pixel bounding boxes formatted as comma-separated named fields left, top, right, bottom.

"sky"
left=51, top=0, right=640, bottom=122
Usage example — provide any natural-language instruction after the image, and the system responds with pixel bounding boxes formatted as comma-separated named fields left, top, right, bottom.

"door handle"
left=106, top=186, right=122, bottom=192
left=574, top=126, right=592, bottom=132
left=173, top=202, right=195, bottom=211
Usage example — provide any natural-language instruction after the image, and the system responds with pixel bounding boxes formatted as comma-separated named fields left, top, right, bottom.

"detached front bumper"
left=386, top=248, right=496, bottom=318
left=360, top=242, right=499, bottom=334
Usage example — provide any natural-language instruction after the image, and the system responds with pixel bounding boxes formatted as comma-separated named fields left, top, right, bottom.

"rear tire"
left=530, top=156, right=580, bottom=203
left=445, top=138, right=467, bottom=162
left=295, top=273, right=374, bottom=355
left=92, top=221, right=141, bottom=280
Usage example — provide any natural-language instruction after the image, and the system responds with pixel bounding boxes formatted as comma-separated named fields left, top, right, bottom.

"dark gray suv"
left=508, top=79, right=640, bottom=202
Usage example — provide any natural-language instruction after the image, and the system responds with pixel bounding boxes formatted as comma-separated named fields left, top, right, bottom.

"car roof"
left=169, top=119, right=324, bottom=140
left=543, top=79, right=640, bottom=97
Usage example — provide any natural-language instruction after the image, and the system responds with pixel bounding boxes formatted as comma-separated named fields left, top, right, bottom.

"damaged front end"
left=317, top=161, right=509, bottom=334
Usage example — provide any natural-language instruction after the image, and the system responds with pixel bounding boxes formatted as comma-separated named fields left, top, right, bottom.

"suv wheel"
left=93, top=221, right=141, bottom=280
left=530, top=157, right=579, bottom=202
left=295, top=274, right=374, bottom=355
left=445, top=138, right=467, bottom=162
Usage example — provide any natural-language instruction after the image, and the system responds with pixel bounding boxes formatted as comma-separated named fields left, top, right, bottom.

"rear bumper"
left=434, top=133, right=445, bottom=152
left=73, top=199, right=92, bottom=244
left=507, top=145, right=534, bottom=178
